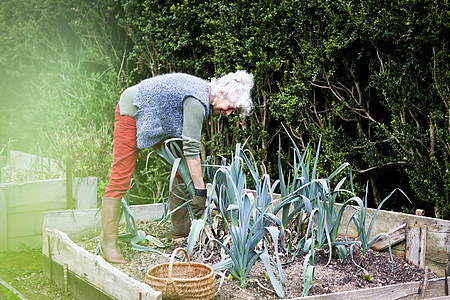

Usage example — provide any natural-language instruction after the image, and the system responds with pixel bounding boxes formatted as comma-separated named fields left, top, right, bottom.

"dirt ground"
left=80, top=219, right=436, bottom=299
left=0, top=249, right=75, bottom=300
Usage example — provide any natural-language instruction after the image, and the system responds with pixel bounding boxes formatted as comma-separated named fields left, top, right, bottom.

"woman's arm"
left=186, top=157, right=205, bottom=189
left=182, top=97, right=206, bottom=190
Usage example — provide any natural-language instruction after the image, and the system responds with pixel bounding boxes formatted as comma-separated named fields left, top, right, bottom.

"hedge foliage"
left=116, top=0, right=449, bottom=218
left=1, top=0, right=448, bottom=218
left=0, top=0, right=130, bottom=184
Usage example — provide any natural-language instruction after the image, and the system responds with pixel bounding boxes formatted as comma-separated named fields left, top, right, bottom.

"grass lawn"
left=0, top=247, right=74, bottom=300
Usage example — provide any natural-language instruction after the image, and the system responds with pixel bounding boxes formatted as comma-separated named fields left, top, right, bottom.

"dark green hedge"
left=116, top=0, right=449, bottom=218
left=1, top=0, right=448, bottom=218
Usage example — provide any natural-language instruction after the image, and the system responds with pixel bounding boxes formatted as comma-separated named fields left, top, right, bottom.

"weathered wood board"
left=296, top=277, right=449, bottom=299
left=334, top=203, right=449, bottom=277
left=371, top=223, right=406, bottom=251
left=0, top=190, right=7, bottom=251
left=43, top=229, right=161, bottom=300
left=406, top=223, right=427, bottom=269
left=0, top=177, right=97, bottom=251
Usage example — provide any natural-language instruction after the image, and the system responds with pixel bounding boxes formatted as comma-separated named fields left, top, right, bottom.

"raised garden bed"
left=0, top=150, right=97, bottom=252
left=42, top=202, right=449, bottom=300
left=41, top=140, right=450, bottom=299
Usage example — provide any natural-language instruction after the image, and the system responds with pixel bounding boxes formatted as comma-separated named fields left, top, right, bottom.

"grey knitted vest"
left=134, top=73, right=210, bottom=149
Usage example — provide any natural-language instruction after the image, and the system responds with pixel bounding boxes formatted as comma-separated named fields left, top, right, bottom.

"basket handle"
left=168, top=248, right=190, bottom=281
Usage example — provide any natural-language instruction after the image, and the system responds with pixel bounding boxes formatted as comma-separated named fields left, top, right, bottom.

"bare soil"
left=80, top=219, right=436, bottom=299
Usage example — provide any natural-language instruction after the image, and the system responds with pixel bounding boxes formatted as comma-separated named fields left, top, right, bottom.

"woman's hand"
left=191, top=188, right=207, bottom=219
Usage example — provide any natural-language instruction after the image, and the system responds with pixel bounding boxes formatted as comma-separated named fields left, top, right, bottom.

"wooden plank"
left=7, top=211, right=44, bottom=238
left=295, top=280, right=422, bottom=299
left=4, top=179, right=66, bottom=214
left=2, top=177, right=97, bottom=214
left=66, top=158, right=73, bottom=210
left=406, top=224, right=420, bottom=267
left=391, top=243, right=406, bottom=257
left=406, top=223, right=427, bottom=269
left=420, top=226, right=427, bottom=269
left=334, top=203, right=450, bottom=234
left=43, top=209, right=101, bottom=240
left=0, top=277, right=27, bottom=300
left=371, top=223, right=406, bottom=251
left=423, top=277, right=450, bottom=298
left=427, top=231, right=449, bottom=263
left=292, top=278, right=449, bottom=299
left=0, top=190, right=7, bottom=251
left=42, top=229, right=162, bottom=300
left=8, top=150, right=64, bottom=176
left=73, top=177, right=98, bottom=209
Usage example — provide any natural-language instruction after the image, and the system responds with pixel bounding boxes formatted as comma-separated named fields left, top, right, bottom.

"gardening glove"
left=191, top=188, right=207, bottom=219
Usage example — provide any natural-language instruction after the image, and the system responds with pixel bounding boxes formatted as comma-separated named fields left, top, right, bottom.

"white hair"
left=210, top=70, right=254, bottom=117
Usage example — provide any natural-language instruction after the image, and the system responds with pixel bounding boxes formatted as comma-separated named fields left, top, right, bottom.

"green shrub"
left=115, top=0, right=450, bottom=219
left=43, top=124, right=113, bottom=201
left=2, top=0, right=448, bottom=218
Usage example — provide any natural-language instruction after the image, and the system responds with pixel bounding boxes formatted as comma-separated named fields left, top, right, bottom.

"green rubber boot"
left=100, top=197, right=128, bottom=264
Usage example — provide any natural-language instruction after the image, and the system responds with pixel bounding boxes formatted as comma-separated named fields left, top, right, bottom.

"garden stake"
left=445, top=269, right=448, bottom=296
left=0, top=156, right=4, bottom=183
left=66, top=158, right=73, bottom=209
left=48, top=235, right=53, bottom=282
left=64, top=264, right=68, bottom=295
left=420, top=266, right=428, bottom=299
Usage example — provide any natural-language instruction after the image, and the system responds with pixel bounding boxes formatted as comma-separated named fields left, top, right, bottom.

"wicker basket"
left=145, top=248, right=215, bottom=299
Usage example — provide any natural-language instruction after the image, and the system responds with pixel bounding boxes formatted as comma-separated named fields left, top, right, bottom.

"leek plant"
left=273, top=135, right=314, bottom=230
left=273, top=131, right=352, bottom=261
left=94, top=179, right=171, bottom=257
left=270, top=128, right=357, bottom=296
left=151, top=139, right=238, bottom=258
left=210, top=144, right=285, bottom=298
left=209, top=144, right=247, bottom=217
left=118, top=183, right=171, bottom=256
left=348, top=183, right=409, bottom=269
left=151, top=138, right=206, bottom=255
left=271, top=135, right=320, bottom=260
left=301, top=253, right=315, bottom=297
left=153, top=138, right=196, bottom=198
left=313, top=177, right=358, bottom=264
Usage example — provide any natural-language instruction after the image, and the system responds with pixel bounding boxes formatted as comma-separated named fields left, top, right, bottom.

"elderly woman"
left=101, top=71, right=254, bottom=264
